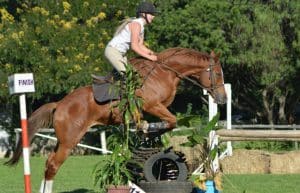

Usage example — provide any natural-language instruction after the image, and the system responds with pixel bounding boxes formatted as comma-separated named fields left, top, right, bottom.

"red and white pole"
left=19, top=93, right=31, bottom=193
left=8, top=73, right=34, bottom=193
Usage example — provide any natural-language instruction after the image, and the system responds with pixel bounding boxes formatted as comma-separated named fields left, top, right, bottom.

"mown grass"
left=0, top=155, right=103, bottom=193
left=222, top=174, right=300, bottom=193
left=0, top=155, right=300, bottom=193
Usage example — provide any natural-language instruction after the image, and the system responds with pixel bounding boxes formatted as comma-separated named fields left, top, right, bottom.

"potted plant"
left=173, top=112, right=222, bottom=193
left=93, top=65, right=143, bottom=193
left=93, top=130, right=132, bottom=193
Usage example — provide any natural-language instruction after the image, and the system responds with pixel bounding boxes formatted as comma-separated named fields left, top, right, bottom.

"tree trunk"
left=262, top=89, right=274, bottom=125
left=278, top=94, right=287, bottom=123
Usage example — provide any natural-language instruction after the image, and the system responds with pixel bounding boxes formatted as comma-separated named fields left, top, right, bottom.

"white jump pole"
left=203, top=83, right=232, bottom=172
left=100, top=131, right=108, bottom=154
left=224, top=84, right=233, bottom=157
left=9, top=73, right=35, bottom=193
left=204, top=83, right=232, bottom=157
left=208, top=94, right=218, bottom=122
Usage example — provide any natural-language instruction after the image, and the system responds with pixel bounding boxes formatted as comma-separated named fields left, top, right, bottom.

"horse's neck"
left=163, top=58, right=207, bottom=77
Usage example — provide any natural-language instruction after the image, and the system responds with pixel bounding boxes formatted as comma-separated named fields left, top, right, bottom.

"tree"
left=0, top=0, right=140, bottom=102
left=0, top=0, right=141, bottom=132
left=149, top=0, right=300, bottom=124
left=0, top=0, right=299, bottom=127
left=224, top=0, right=300, bottom=124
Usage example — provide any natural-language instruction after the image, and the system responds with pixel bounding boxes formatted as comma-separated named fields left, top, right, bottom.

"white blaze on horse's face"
left=210, top=62, right=227, bottom=104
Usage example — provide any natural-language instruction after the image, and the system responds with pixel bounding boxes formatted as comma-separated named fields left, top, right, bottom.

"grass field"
left=0, top=156, right=101, bottom=193
left=1, top=155, right=300, bottom=193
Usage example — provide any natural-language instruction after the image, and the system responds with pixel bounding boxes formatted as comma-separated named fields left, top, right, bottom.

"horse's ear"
left=210, top=50, right=221, bottom=59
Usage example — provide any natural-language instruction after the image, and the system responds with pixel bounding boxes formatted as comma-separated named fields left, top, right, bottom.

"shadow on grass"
left=60, top=189, right=96, bottom=193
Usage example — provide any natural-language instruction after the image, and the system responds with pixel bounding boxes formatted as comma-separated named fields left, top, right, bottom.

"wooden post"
left=217, top=129, right=300, bottom=141
left=294, top=125, right=298, bottom=149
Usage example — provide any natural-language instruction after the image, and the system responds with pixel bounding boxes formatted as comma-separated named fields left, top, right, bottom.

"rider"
left=104, top=1, right=159, bottom=78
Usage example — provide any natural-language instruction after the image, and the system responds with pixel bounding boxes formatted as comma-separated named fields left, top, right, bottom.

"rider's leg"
left=104, top=46, right=127, bottom=73
left=104, top=46, right=127, bottom=86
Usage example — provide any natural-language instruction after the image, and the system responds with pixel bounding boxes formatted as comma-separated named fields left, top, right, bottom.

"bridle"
left=206, top=57, right=225, bottom=93
left=158, top=56, right=224, bottom=95
left=139, top=50, right=224, bottom=104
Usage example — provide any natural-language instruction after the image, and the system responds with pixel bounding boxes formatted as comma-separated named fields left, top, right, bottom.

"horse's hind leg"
left=40, top=144, right=72, bottom=193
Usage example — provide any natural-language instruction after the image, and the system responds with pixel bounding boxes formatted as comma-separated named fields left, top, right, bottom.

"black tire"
left=128, top=147, right=161, bottom=181
left=138, top=181, right=193, bottom=193
left=143, top=151, right=188, bottom=182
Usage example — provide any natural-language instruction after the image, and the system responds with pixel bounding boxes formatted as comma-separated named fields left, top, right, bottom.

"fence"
left=206, top=124, right=300, bottom=173
left=231, top=124, right=300, bottom=130
left=227, top=124, right=300, bottom=149
left=14, top=128, right=112, bottom=154
left=217, top=128, right=300, bottom=141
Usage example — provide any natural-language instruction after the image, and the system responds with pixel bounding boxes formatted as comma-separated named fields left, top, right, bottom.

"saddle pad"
left=92, top=82, right=120, bottom=103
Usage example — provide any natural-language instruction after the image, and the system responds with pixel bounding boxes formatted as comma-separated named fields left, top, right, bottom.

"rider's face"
left=147, top=14, right=155, bottom=23
left=142, top=13, right=155, bottom=24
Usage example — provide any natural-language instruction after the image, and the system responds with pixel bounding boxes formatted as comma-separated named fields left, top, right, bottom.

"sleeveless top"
left=107, top=18, right=145, bottom=54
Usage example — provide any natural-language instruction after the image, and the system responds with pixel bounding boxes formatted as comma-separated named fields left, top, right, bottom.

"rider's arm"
left=129, top=22, right=157, bottom=61
left=139, top=38, right=155, bottom=55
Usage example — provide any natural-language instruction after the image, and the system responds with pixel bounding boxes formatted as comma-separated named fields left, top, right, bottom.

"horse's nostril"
left=215, top=94, right=227, bottom=104
left=223, top=97, right=227, bottom=104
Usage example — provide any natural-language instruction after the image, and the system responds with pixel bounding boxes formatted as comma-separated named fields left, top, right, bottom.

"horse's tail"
left=5, top=102, right=57, bottom=166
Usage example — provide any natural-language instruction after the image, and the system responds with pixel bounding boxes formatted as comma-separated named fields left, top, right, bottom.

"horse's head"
left=144, top=47, right=227, bottom=104
left=192, top=51, right=227, bottom=104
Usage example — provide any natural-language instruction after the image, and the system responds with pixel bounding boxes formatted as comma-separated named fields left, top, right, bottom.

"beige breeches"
left=104, top=46, right=127, bottom=72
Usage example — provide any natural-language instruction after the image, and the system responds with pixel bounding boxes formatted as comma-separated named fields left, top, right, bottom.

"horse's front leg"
left=142, top=103, right=177, bottom=132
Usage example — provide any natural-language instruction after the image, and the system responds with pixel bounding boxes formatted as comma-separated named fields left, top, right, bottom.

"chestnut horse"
left=6, top=47, right=226, bottom=193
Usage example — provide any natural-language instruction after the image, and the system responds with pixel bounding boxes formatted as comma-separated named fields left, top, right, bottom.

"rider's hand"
left=149, top=54, right=158, bottom=61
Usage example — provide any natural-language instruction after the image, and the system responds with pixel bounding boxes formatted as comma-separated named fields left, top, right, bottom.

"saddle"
left=91, top=74, right=120, bottom=103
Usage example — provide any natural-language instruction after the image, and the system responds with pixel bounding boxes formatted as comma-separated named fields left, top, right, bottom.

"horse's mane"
left=157, top=47, right=210, bottom=62
left=130, top=47, right=211, bottom=76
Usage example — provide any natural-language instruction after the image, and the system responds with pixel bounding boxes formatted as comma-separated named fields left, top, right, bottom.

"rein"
left=158, top=60, right=206, bottom=89
left=157, top=56, right=224, bottom=96
left=157, top=60, right=213, bottom=104
left=140, top=60, right=209, bottom=103
left=138, top=50, right=224, bottom=104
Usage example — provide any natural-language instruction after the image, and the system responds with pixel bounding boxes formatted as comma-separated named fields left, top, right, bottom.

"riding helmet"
left=136, top=1, right=159, bottom=16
